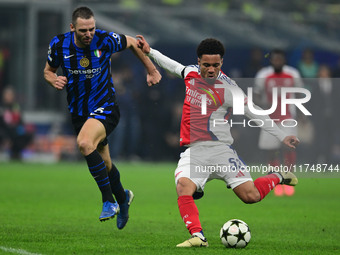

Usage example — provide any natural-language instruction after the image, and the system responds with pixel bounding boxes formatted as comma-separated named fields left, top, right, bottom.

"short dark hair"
left=270, top=49, right=286, bottom=58
left=72, top=6, right=94, bottom=25
left=196, top=38, right=225, bottom=58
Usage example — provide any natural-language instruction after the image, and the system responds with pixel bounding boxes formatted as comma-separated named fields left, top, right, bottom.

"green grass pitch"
left=0, top=161, right=339, bottom=254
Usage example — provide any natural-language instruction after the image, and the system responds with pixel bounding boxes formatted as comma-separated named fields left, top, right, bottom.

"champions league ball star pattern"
left=220, top=219, right=251, bottom=248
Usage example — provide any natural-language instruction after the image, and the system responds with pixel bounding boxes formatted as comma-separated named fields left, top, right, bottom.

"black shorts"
left=71, top=104, right=120, bottom=146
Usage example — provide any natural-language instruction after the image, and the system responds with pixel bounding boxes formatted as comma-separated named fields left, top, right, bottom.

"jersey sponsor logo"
left=80, top=56, right=90, bottom=67
left=185, top=87, right=213, bottom=108
left=64, top=54, right=74, bottom=59
left=68, top=67, right=101, bottom=78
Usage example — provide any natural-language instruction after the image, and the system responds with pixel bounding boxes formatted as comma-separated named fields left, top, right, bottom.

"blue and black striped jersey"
left=47, top=30, right=127, bottom=116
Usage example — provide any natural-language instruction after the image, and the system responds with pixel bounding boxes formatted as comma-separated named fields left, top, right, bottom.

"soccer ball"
left=220, top=219, right=251, bottom=248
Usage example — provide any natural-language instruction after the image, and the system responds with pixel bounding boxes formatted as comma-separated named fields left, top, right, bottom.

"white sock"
left=192, top=231, right=205, bottom=240
left=273, top=172, right=283, bottom=183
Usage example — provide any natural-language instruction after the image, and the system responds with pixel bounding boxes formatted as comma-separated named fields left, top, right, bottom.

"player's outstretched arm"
left=126, top=35, right=161, bottom=87
left=137, top=35, right=185, bottom=78
left=43, top=62, right=67, bottom=90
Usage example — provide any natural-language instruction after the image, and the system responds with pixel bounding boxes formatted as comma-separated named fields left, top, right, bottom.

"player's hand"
left=147, top=69, right=162, bottom=87
left=282, top=135, right=300, bottom=149
left=136, top=35, right=151, bottom=54
left=54, top=76, right=68, bottom=90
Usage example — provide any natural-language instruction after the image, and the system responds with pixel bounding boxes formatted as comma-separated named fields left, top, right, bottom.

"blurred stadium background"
left=0, top=0, right=340, bottom=163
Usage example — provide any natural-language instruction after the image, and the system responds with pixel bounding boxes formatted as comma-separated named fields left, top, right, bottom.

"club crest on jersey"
left=80, top=56, right=90, bottom=68
left=94, top=49, right=102, bottom=58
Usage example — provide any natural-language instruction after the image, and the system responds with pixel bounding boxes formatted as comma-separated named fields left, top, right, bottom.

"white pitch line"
left=0, top=246, right=43, bottom=255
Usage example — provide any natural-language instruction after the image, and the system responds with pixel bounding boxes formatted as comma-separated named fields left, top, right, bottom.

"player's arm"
left=243, top=103, right=300, bottom=149
left=43, top=62, right=67, bottom=90
left=137, top=35, right=185, bottom=78
left=125, top=35, right=161, bottom=86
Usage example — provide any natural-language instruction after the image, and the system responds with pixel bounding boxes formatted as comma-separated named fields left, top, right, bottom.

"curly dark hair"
left=72, top=6, right=94, bottom=25
left=196, top=38, right=225, bottom=58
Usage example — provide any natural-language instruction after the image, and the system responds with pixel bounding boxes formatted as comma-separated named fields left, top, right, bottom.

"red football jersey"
left=254, top=65, right=302, bottom=121
left=179, top=65, right=237, bottom=146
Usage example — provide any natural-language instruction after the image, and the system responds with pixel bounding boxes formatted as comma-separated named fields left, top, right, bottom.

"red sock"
left=254, top=174, right=281, bottom=200
left=177, top=195, right=202, bottom=235
left=284, top=151, right=296, bottom=168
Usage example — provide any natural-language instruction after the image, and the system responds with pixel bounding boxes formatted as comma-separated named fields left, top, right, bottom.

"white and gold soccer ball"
left=220, top=219, right=251, bottom=248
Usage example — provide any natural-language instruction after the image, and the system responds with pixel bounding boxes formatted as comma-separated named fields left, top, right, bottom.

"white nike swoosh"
left=64, top=54, right=74, bottom=59
left=90, top=113, right=99, bottom=116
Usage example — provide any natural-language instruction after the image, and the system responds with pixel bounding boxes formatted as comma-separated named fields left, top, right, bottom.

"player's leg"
left=176, top=178, right=202, bottom=237
left=233, top=171, right=298, bottom=203
left=77, top=118, right=118, bottom=221
left=233, top=172, right=281, bottom=203
left=176, top=177, right=208, bottom=247
left=221, top=145, right=286, bottom=203
left=233, top=181, right=261, bottom=203
left=97, top=143, right=134, bottom=229
left=175, top=143, right=209, bottom=247
left=97, top=143, right=126, bottom=205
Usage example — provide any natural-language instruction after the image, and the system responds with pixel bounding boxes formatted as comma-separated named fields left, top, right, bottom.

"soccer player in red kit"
left=138, top=36, right=299, bottom=247
left=254, top=49, right=303, bottom=196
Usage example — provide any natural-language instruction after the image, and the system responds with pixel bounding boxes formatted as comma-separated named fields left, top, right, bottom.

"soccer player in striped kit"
left=43, top=7, right=161, bottom=229
left=137, top=35, right=299, bottom=247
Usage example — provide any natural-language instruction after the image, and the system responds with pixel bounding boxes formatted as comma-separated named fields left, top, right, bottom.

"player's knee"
left=241, top=191, right=261, bottom=204
left=176, top=178, right=196, bottom=196
left=77, top=137, right=96, bottom=156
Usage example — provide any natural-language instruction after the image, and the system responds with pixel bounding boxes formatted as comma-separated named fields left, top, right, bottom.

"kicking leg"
left=234, top=171, right=297, bottom=203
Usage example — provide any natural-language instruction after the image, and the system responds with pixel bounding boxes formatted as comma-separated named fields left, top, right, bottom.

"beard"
left=75, top=33, right=92, bottom=47
left=274, top=67, right=283, bottom=73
